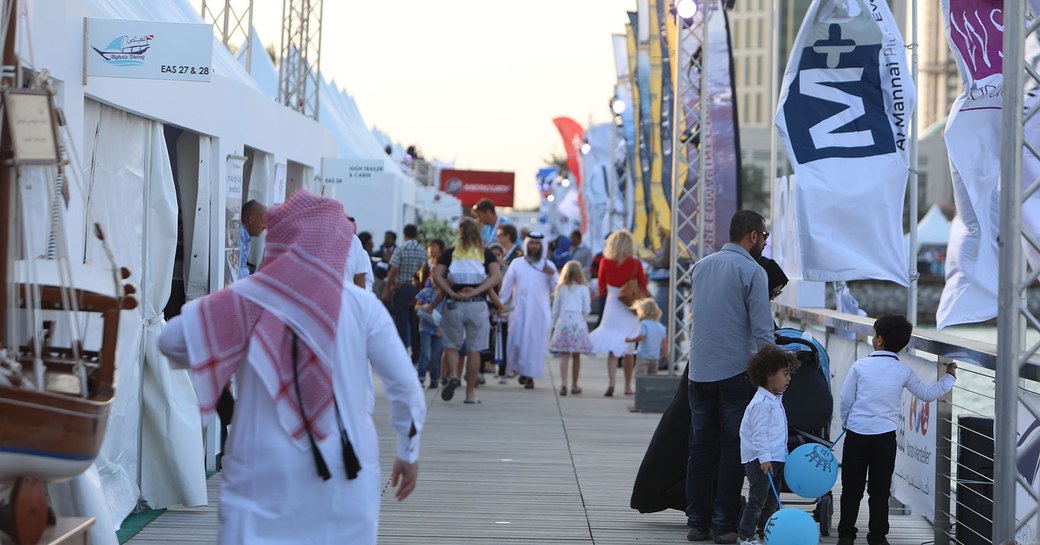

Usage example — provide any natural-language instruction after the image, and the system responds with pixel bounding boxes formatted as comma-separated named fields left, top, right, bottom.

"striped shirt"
left=389, top=239, right=427, bottom=285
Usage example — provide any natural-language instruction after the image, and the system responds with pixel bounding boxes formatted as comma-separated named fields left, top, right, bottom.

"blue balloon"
left=784, top=443, right=839, bottom=499
left=765, top=507, right=819, bottom=545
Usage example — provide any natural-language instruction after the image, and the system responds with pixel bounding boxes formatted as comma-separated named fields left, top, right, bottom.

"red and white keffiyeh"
left=181, top=189, right=354, bottom=445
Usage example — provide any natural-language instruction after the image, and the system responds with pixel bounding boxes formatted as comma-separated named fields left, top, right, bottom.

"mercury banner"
left=775, top=0, right=913, bottom=285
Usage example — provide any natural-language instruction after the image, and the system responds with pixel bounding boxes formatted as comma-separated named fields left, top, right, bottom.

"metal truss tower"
left=994, top=3, right=1040, bottom=543
left=667, top=0, right=713, bottom=373
left=278, top=0, right=323, bottom=119
left=200, top=0, right=254, bottom=72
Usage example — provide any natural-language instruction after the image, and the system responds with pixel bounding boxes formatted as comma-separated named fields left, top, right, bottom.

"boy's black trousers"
left=838, top=430, right=897, bottom=544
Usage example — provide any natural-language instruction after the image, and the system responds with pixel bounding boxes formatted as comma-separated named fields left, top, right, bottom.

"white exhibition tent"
left=17, top=3, right=462, bottom=539
left=19, top=1, right=336, bottom=543
left=906, top=203, right=952, bottom=251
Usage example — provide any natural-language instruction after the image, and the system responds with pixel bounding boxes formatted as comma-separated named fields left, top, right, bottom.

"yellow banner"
left=626, top=21, right=648, bottom=250
left=647, top=0, right=667, bottom=252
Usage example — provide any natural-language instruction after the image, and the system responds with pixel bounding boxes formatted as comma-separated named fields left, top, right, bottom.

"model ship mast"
left=0, top=0, right=138, bottom=543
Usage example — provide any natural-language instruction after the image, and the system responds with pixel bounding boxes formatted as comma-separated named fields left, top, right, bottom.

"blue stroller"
left=775, top=328, right=835, bottom=536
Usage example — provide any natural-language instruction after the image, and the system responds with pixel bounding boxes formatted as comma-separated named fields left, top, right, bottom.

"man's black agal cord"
left=292, top=332, right=362, bottom=480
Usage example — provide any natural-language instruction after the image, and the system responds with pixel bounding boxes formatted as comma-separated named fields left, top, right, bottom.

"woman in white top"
left=549, top=261, right=593, bottom=395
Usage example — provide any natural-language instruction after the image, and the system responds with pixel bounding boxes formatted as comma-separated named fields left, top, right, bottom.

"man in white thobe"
left=158, top=190, right=425, bottom=545
left=500, top=232, right=558, bottom=389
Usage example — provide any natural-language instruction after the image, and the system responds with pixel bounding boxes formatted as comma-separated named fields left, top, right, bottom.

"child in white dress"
left=549, top=261, right=593, bottom=396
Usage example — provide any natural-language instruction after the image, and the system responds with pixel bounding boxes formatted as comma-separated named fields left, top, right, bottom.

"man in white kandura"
left=158, top=190, right=426, bottom=545
left=499, top=231, right=558, bottom=390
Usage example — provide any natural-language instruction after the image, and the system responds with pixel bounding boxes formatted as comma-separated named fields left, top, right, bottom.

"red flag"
left=552, top=117, right=587, bottom=232
left=552, top=117, right=584, bottom=188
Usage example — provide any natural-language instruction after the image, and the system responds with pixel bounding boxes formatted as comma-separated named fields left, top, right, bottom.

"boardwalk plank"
left=129, top=354, right=934, bottom=544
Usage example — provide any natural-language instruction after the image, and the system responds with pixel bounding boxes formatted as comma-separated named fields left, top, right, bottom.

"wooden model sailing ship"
left=0, top=1, right=136, bottom=542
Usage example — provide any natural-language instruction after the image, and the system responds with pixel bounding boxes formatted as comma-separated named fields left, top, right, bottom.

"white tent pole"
left=906, top=0, right=920, bottom=326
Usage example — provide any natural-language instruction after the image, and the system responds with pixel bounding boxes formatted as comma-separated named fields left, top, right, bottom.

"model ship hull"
left=0, top=386, right=111, bottom=483
left=0, top=260, right=134, bottom=486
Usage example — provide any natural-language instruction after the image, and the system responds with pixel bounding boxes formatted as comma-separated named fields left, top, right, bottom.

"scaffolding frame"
left=200, top=0, right=254, bottom=72
left=277, top=0, right=323, bottom=119
left=994, top=3, right=1040, bottom=543
left=668, top=0, right=712, bottom=373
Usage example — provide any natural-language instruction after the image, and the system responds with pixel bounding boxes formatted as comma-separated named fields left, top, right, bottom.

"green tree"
left=544, top=153, right=571, bottom=180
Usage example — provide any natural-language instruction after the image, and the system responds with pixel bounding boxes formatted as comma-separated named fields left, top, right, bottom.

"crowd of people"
left=156, top=194, right=959, bottom=545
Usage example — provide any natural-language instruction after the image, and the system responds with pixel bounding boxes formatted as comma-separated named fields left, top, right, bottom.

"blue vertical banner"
left=635, top=3, right=655, bottom=247
left=775, top=0, right=914, bottom=285
left=656, top=0, right=674, bottom=207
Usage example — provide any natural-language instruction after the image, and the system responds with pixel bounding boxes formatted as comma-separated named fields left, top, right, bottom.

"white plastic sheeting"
left=82, top=100, right=207, bottom=526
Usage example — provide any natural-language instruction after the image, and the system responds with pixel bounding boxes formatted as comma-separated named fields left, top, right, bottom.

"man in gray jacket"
left=685, top=210, right=776, bottom=544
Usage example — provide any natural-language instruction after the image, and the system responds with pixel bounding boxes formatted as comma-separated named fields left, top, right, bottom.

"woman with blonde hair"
left=588, top=229, right=647, bottom=396
left=549, top=260, right=593, bottom=395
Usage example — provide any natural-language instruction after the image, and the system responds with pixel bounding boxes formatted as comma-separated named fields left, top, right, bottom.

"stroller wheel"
left=819, top=493, right=833, bottom=536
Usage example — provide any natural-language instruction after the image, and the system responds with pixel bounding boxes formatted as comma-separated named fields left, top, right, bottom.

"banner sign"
left=85, top=18, right=213, bottom=82
left=224, top=155, right=246, bottom=287
left=273, top=162, right=287, bottom=204
left=892, top=354, right=941, bottom=521
left=635, top=2, right=655, bottom=247
left=321, top=158, right=384, bottom=186
left=679, top=4, right=741, bottom=257
left=775, top=0, right=914, bottom=285
left=1016, top=391, right=1040, bottom=543
left=552, top=117, right=587, bottom=230
left=938, top=0, right=1040, bottom=328
left=439, top=169, right=515, bottom=207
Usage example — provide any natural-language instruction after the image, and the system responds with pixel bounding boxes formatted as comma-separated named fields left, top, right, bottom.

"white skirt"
left=588, top=285, right=639, bottom=357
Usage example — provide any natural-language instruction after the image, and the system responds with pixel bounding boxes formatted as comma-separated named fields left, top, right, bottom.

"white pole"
left=609, top=119, right=618, bottom=231
left=906, top=0, right=920, bottom=326
left=769, top=0, right=780, bottom=201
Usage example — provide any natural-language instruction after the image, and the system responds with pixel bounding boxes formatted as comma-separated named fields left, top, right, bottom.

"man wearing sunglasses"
left=685, top=210, right=777, bottom=544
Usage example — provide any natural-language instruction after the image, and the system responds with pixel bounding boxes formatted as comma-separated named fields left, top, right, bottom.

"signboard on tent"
left=439, top=169, right=515, bottom=207
left=273, top=162, right=287, bottom=204
left=85, top=18, right=213, bottom=82
left=322, top=158, right=385, bottom=187
left=225, top=155, right=245, bottom=286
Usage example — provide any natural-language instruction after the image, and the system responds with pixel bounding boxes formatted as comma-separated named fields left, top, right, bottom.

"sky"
left=251, top=0, right=636, bottom=210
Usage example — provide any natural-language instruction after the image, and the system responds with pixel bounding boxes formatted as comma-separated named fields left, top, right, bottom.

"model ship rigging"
left=0, top=1, right=137, bottom=542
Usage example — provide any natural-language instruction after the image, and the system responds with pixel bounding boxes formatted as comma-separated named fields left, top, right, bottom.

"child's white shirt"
left=552, top=284, right=590, bottom=323
left=839, top=350, right=956, bottom=435
left=740, top=386, right=789, bottom=464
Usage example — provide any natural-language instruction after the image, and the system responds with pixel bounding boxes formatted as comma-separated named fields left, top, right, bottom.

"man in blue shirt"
left=238, top=200, right=266, bottom=279
left=473, top=198, right=511, bottom=247
left=685, top=210, right=775, bottom=544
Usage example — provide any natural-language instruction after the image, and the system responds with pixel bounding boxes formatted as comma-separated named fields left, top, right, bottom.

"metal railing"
left=775, top=304, right=1040, bottom=545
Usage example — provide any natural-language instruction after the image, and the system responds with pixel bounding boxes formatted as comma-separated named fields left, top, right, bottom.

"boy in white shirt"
left=837, top=315, right=957, bottom=545
left=738, top=346, right=801, bottom=545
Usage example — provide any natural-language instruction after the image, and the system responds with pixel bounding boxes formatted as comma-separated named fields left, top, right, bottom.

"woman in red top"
left=588, top=230, right=647, bottom=396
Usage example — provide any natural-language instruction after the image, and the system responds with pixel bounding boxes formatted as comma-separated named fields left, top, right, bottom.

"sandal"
left=559, top=386, right=567, bottom=396
left=604, top=386, right=614, bottom=397
left=571, top=386, right=582, bottom=395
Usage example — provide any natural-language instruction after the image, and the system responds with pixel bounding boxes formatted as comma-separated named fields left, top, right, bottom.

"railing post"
left=934, top=355, right=954, bottom=545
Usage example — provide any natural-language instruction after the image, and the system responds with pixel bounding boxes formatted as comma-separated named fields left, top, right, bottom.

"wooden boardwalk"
left=128, top=354, right=934, bottom=544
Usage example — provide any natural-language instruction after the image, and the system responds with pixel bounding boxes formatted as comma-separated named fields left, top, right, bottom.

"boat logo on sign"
left=784, top=23, right=896, bottom=164
left=91, top=35, right=154, bottom=67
